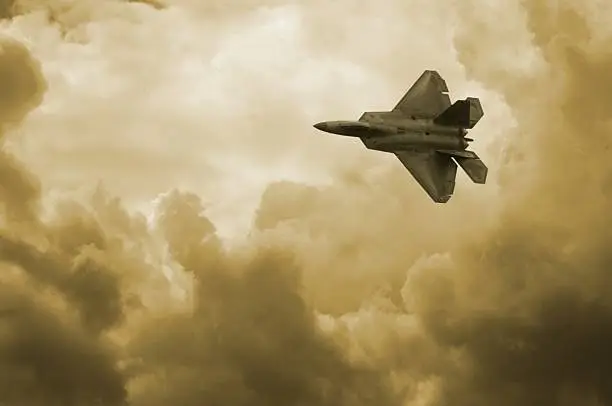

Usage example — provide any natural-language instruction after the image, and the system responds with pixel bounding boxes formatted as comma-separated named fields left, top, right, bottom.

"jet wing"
left=394, top=150, right=457, bottom=203
left=392, top=70, right=451, bottom=118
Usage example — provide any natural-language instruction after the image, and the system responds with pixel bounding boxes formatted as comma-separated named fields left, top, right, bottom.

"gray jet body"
left=313, top=70, right=487, bottom=203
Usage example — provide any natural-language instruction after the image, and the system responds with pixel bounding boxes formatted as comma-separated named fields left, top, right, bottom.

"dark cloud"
left=0, top=37, right=130, bottom=406
left=389, top=2, right=612, bottom=405
left=2, top=1, right=612, bottom=406
left=129, top=247, right=399, bottom=406
left=0, top=287, right=127, bottom=405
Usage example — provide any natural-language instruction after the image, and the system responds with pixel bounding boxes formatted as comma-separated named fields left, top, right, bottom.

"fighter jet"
left=313, top=70, right=487, bottom=203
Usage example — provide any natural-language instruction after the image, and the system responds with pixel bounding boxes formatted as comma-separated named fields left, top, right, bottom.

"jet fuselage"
left=313, top=118, right=470, bottom=152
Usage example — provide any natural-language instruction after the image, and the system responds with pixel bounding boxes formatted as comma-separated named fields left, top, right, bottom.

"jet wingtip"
left=434, top=195, right=452, bottom=203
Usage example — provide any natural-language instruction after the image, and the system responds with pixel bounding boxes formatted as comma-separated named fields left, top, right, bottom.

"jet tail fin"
left=437, top=150, right=488, bottom=184
left=433, top=97, right=483, bottom=129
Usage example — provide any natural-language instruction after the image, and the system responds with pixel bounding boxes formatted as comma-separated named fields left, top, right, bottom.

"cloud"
left=1, top=1, right=611, bottom=406
left=393, top=1, right=612, bottom=404
left=5, top=0, right=505, bottom=235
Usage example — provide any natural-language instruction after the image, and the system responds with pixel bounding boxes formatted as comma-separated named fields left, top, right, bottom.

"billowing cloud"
left=0, top=1, right=610, bottom=406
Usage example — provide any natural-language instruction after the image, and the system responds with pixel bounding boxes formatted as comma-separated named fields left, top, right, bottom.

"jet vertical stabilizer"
left=433, top=97, right=483, bottom=129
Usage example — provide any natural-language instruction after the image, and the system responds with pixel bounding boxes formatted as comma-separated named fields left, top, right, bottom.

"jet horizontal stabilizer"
left=438, top=150, right=487, bottom=184
left=433, top=97, right=483, bottom=129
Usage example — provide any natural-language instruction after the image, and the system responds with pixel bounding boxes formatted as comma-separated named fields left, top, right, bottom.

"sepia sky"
left=1, top=1, right=612, bottom=405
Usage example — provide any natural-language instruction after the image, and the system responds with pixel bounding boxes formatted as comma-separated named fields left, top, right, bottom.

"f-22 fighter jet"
left=313, top=70, right=487, bottom=203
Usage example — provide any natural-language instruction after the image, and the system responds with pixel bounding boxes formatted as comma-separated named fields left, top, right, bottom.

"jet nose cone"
left=313, top=122, right=327, bottom=131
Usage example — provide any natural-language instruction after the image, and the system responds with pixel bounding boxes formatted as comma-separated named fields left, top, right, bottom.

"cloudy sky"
left=1, top=0, right=612, bottom=405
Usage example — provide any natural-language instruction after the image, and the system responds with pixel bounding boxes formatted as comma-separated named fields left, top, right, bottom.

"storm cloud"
left=0, top=1, right=610, bottom=406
